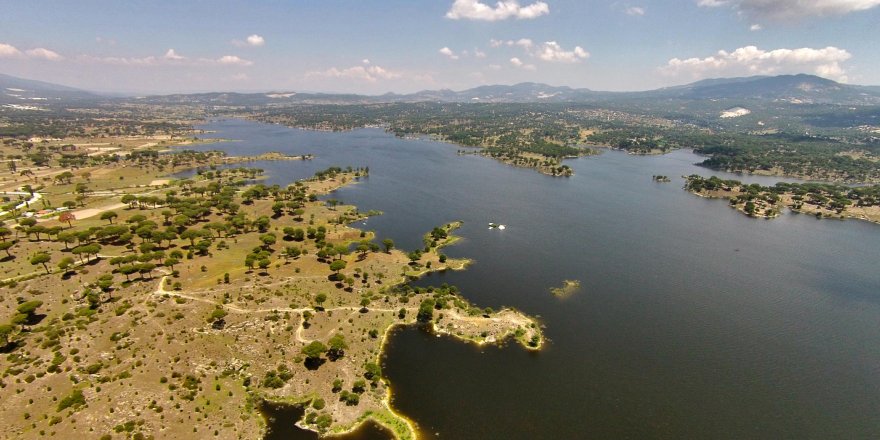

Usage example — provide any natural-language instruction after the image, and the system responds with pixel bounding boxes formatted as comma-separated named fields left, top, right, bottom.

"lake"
left=193, top=119, right=880, bottom=439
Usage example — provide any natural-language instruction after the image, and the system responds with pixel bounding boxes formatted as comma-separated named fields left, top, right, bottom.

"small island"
left=684, top=175, right=880, bottom=223
left=550, top=279, right=581, bottom=298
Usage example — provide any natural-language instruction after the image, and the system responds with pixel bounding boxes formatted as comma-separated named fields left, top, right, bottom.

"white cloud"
left=445, top=0, right=549, bottom=21
left=534, top=41, right=589, bottom=62
left=509, top=57, right=536, bottom=70
left=474, top=48, right=487, bottom=58
left=661, top=45, right=852, bottom=82
left=79, top=50, right=252, bottom=67
left=439, top=47, right=460, bottom=60
left=24, top=48, right=63, bottom=61
left=489, top=38, right=588, bottom=63
left=216, top=55, right=253, bottom=66
left=750, top=23, right=763, bottom=30
left=0, top=43, right=63, bottom=61
left=490, top=38, right=534, bottom=49
left=697, top=0, right=880, bottom=20
left=233, top=34, right=266, bottom=47
left=0, top=43, right=24, bottom=58
left=164, top=49, right=185, bottom=60
left=307, top=63, right=401, bottom=82
left=625, top=6, right=646, bottom=15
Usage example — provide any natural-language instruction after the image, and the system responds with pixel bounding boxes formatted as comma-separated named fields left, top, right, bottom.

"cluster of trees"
left=685, top=174, right=880, bottom=214
left=0, top=106, right=191, bottom=139
left=0, top=300, right=43, bottom=349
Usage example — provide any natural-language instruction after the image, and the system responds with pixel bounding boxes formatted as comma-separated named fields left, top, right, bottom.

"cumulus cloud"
left=509, top=57, right=536, bottom=70
left=490, top=38, right=589, bottom=63
left=307, top=62, right=401, bottom=82
left=0, top=43, right=62, bottom=60
left=24, top=48, right=63, bottom=61
left=490, top=38, right=534, bottom=49
left=0, top=43, right=23, bottom=57
left=697, top=0, right=880, bottom=20
left=750, top=23, right=763, bottom=30
left=439, top=47, right=460, bottom=60
left=233, top=34, right=266, bottom=47
left=661, top=45, right=852, bottom=82
left=164, top=49, right=185, bottom=60
left=625, top=6, right=646, bottom=15
left=534, top=41, right=589, bottom=62
left=445, top=0, right=549, bottom=21
left=216, top=55, right=253, bottom=66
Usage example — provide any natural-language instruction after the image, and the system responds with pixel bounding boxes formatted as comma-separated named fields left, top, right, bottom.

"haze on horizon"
left=1, top=0, right=879, bottom=95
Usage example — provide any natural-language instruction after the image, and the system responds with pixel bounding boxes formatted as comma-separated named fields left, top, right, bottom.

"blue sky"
left=1, top=0, right=879, bottom=94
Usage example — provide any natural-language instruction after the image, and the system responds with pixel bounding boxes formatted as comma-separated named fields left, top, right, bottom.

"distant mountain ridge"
left=0, top=73, right=100, bottom=104
left=2, top=72, right=879, bottom=106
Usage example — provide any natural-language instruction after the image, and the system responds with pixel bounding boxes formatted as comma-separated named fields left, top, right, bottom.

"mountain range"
left=2, top=72, right=879, bottom=106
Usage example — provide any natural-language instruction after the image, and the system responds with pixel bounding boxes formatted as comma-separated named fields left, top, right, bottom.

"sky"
left=1, top=0, right=880, bottom=94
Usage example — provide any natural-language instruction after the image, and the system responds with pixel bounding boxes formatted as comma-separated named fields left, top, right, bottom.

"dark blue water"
left=193, top=119, right=880, bottom=439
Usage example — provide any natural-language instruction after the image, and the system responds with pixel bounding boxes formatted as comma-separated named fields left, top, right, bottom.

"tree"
left=329, top=259, right=346, bottom=278
left=283, top=246, right=301, bottom=259
left=259, top=233, right=277, bottom=249
left=0, top=324, right=14, bottom=347
left=30, top=252, right=51, bottom=273
left=382, top=238, right=394, bottom=253
left=356, top=242, right=370, bottom=259
left=16, top=300, right=43, bottom=319
left=364, top=362, right=382, bottom=381
left=301, top=341, right=327, bottom=361
left=58, top=256, right=75, bottom=273
left=57, top=232, right=75, bottom=250
left=164, top=257, right=179, bottom=271
left=58, top=211, right=76, bottom=228
left=96, top=274, right=114, bottom=292
left=19, top=217, right=37, bottom=229
left=417, top=299, right=435, bottom=323
left=328, top=334, right=347, bottom=359
left=315, top=293, right=327, bottom=308
left=119, top=265, right=138, bottom=281
left=138, top=262, right=156, bottom=279
left=0, top=241, right=14, bottom=257
left=271, top=201, right=285, bottom=216
left=121, top=194, right=138, bottom=209
left=100, top=210, right=118, bottom=224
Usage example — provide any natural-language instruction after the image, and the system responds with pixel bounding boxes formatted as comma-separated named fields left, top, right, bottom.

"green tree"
left=301, top=341, right=327, bottom=361
left=364, top=362, right=382, bottom=381
left=58, top=256, right=75, bottom=272
left=382, top=238, right=394, bottom=253
left=0, top=241, right=14, bottom=257
left=329, top=259, right=346, bottom=275
left=328, top=334, right=347, bottom=359
left=30, top=252, right=51, bottom=273
left=417, top=299, right=435, bottom=323
left=0, top=323, right=14, bottom=347
left=260, top=233, right=277, bottom=248
left=100, top=210, right=118, bottom=224
left=315, top=293, right=327, bottom=308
